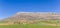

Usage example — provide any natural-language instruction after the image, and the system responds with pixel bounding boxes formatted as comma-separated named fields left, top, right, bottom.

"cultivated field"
left=0, top=20, right=60, bottom=28
left=0, top=24, right=60, bottom=28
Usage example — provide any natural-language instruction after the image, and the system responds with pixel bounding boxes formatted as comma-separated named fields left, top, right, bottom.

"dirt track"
left=0, top=23, right=60, bottom=26
left=0, top=23, right=13, bottom=25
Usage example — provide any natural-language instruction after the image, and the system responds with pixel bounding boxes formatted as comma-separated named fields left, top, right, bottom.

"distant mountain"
left=2, top=12, right=60, bottom=22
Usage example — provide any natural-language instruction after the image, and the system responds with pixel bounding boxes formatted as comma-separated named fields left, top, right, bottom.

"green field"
left=0, top=24, right=60, bottom=28
left=0, top=20, right=60, bottom=28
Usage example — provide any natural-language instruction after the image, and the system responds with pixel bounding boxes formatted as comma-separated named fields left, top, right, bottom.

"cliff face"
left=3, top=12, right=60, bottom=21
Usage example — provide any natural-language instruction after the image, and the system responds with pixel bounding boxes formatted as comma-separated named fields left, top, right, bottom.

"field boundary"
left=0, top=23, right=60, bottom=26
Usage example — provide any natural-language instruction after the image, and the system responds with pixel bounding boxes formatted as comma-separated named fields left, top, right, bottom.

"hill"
left=3, top=12, right=60, bottom=20
left=1, top=12, right=60, bottom=24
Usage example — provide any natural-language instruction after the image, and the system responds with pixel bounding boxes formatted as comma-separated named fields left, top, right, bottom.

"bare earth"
left=0, top=23, right=13, bottom=25
left=0, top=23, right=60, bottom=26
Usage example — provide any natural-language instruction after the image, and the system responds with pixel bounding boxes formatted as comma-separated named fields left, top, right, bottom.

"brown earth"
left=0, top=23, right=13, bottom=25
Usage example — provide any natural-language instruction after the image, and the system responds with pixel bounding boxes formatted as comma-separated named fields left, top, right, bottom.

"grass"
left=40, top=20, right=60, bottom=24
left=0, top=24, right=60, bottom=28
left=0, top=20, right=60, bottom=28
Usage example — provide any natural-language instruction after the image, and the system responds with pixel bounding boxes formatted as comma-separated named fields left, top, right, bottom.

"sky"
left=0, top=0, right=60, bottom=19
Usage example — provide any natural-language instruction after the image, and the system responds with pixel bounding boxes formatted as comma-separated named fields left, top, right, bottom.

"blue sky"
left=0, top=0, right=60, bottom=19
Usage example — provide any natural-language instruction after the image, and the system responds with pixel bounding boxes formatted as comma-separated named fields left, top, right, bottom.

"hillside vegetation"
left=0, top=12, right=60, bottom=28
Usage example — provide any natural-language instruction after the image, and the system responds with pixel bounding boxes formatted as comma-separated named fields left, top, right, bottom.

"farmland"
left=0, top=20, right=60, bottom=28
left=0, top=24, right=59, bottom=28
